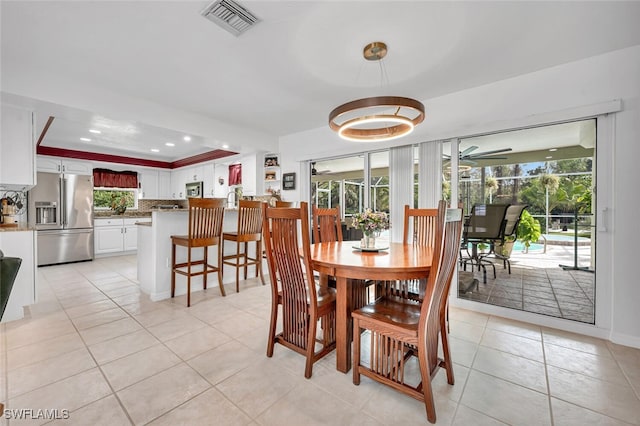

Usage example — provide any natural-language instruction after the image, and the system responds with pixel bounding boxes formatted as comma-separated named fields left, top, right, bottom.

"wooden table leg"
left=335, top=275, right=351, bottom=373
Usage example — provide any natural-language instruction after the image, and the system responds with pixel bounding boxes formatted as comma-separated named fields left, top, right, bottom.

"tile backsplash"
left=137, top=199, right=188, bottom=211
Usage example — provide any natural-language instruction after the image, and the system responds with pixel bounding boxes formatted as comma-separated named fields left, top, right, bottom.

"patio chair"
left=461, top=203, right=510, bottom=283
left=479, top=204, right=528, bottom=274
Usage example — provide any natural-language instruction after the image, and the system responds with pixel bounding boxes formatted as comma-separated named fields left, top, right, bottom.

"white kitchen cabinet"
left=95, top=225, right=124, bottom=254
left=158, top=171, right=171, bottom=198
left=94, top=217, right=150, bottom=255
left=186, top=165, right=204, bottom=183
left=123, top=219, right=140, bottom=251
left=1, top=104, right=35, bottom=189
left=203, top=164, right=215, bottom=197
left=171, top=168, right=187, bottom=199
left=0, top=230, right=36, bottom=322
left=139, top=170, right=159, bottom=199
left=240, top=154, right=257, bottom=196
left=37, top=156, right=92, bottom=175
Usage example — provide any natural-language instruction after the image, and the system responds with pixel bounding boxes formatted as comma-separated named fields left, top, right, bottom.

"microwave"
left=185, top=181, right=203, bottom=198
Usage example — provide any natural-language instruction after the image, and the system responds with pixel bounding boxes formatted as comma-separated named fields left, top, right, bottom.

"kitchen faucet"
left=226, top=191, right=236, bottom=208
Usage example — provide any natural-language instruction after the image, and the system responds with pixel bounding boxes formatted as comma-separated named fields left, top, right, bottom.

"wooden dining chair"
left=377, top=200, right=446, bottom=301
left=171, top=198, right=226, bottom=307
left=275, top=200, right=295, bottom=207
left=222, top=200, right=266, bottom=292
left=263, top=202, right=336, bottom=378
left=352, top=207, right=464, bottom=423
left=312, top=205, right=374, bottom=309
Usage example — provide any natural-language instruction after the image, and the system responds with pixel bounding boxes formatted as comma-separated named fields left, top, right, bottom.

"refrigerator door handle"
left=61, top=176, right=66, bottom=226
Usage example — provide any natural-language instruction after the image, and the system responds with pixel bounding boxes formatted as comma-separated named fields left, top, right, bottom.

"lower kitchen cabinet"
left=94, top=217, right=150, bottom=255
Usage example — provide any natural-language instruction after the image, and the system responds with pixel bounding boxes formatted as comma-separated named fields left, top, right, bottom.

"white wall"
left=279, top=45, right=640, bottom=347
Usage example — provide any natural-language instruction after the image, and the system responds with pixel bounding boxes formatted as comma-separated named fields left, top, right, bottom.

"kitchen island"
left=137, top=208, right=260, bottom=301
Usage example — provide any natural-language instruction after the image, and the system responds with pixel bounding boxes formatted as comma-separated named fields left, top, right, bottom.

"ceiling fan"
left=310, top=162, right=332, bottom=176
left=443, top=146, right=512, bottom=166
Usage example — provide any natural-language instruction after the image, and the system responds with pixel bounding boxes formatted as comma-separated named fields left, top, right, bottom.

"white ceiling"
left=2, top=1, right=640, bottom=162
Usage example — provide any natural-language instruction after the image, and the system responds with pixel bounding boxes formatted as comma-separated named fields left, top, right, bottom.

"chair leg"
left=203, top=246, right=208, bottom=290
left=352, top=317, right=361, bottom=385
left=217, top=243, right=226, bottom=297
left=304, top=316, right=318, bottom=379
left=171, top=243, right=176, bottom=298
left=257, top=240, right=266, bottom=285
left=266, top=300, right=278, bottom=357
left=235, top=241, right=241, bottom=293
left=244, top=242, right=249, bottom=280
left=439, top=317, right=455, bottom=385
left=187, top=247, right=192, bottom=307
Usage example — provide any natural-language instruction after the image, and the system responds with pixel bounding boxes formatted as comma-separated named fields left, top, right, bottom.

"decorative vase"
left=361, top=230, right=378, bottom=249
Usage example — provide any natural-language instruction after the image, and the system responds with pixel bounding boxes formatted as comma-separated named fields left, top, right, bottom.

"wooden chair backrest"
left=187, top=198, right=225, bottom=246
left=275, top=201, right=295, bottom=207
left=312, top=205, right=343, bottom=243
left=262, top=202, right=317, bottom=349
left=403, top=200, right=447, bottom=246
left=418, top=208, right=464, bottom=376
left=236, top=200, right=264, bottom=237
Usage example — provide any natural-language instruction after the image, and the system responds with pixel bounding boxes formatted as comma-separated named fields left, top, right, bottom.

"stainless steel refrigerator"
left=28, top=172, right=94, bottom=266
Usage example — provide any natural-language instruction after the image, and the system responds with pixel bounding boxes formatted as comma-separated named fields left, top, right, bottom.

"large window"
left=93, top=188, right=138, bottom=210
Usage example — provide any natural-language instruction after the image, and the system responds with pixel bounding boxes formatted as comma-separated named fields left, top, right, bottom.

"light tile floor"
left=1, top=255, right=639, bottom=425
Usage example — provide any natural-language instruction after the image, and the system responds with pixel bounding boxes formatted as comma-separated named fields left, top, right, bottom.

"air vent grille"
left=201, top=0, right=260, bottom=36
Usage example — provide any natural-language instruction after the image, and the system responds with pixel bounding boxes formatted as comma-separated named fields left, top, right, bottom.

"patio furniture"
left=264, top=202, right=336, bottom=378
left=352, top=208, right=463, bottom=423
left=461, top=203, right=510, bottom=283
left=479, top=204, right=528, bottom=274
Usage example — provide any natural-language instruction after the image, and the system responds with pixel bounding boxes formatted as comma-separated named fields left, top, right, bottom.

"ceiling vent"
left=200, top=0, right=260, bottom=36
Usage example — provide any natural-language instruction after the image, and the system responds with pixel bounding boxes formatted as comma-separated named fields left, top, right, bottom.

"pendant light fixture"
left=329, top=42, right=425, bottom=142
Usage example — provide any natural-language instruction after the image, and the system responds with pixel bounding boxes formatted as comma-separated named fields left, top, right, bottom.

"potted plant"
left=351, top=208, right=390, bottom=248
left=517, top=210, right=541, bottom=253
left=494, top=235, right=516, bottom=258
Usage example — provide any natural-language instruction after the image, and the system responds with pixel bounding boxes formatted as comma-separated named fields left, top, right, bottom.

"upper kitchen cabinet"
left=37, top=156, right=92, bottom=175
left=0, top=104, right=36, bottom=189
left=170, top=167, right=187, bottom=199
left=240, top=154, right=257, bottom=196
left=202, top=163, right=215, bottom=197
left=158, top=171, right=171, bottom=199
left=138, top=170, right=159, bottom=199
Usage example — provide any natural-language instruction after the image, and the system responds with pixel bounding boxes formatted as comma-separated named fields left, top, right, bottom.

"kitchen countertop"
left=0, top=225, right=34, bottom=232
left=94, top=211, right=152, bottom=218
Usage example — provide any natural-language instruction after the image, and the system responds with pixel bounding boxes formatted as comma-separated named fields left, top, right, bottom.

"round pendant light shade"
left=329, top=42, right=425, bottom=142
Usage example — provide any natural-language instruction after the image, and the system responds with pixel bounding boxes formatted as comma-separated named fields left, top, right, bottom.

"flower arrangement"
left=351, top=209, right=390, bottom=237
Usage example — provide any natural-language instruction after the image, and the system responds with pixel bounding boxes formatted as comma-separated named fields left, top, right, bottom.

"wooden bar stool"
left=171, top=198, right=226, bottom=307
left=222, top=200, right=266, bottom=292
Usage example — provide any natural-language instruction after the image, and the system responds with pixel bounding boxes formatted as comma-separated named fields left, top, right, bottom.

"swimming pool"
left=539, top=233, right=591, bottom=246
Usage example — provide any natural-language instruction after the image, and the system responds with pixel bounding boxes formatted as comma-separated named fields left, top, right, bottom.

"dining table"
left=309, top=241, right=434, bottom=373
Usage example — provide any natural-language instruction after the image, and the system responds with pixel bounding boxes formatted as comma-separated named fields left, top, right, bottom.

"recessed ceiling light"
left=549, top=148, right=558, bottom=152
left=80, top=137, right=91, bottom=142
left=183, top=136, right=191, bottom=142
left=89, top=129, right=101, bottom=134
left=222, top=144, right=229, bottom=149
left=151, top=149, right=160, bottom=153
left=165, top=143, right=175, bottom=147
left=546, top=156, right=553, bottom=159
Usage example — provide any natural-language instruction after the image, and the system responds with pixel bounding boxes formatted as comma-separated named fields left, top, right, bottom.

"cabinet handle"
left=57, top=164, right=61, bottom=172
left=62, top=165, right=66, bottom=172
